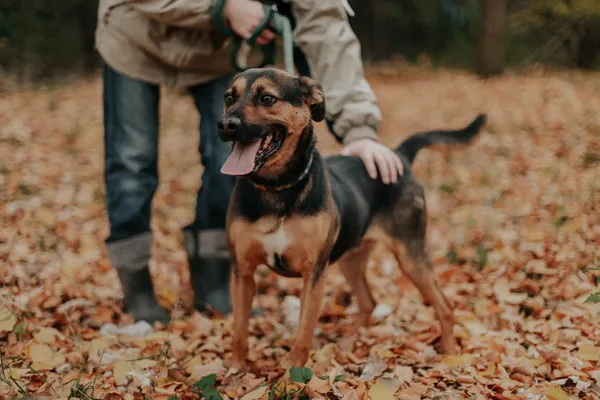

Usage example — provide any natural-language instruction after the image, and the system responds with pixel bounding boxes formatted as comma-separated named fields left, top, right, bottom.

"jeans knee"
left=106, top=172, right=157, bottom=205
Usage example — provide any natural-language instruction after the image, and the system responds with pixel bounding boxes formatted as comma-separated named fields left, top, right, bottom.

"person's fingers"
left=387, top=154, right=398, bottom=183
left=394, top=153, right=404, bottom=177
left=373, top=152, right=390, bottom=184
left=361, top=152, right=378, bottom=180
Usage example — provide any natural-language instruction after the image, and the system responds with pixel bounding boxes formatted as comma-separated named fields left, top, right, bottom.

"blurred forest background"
left=2, top=0, right=600, bottom=86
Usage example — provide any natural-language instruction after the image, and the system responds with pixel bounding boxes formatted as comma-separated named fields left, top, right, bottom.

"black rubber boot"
left=106, top=233, right=171, bottom=324
left=184, top=229, right=232, bottom=316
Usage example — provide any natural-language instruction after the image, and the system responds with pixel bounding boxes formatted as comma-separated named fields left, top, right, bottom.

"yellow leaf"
left=368, top=380, right=395, bottom=400
left=4, top=368, right=27, bottom=380
left=61, top=264, right=79, bottom=278
left=481, top=362, right=496, bottom=376
left=29, top=343, right=66, bottom=371
left=30, top=343, right=53, bottom=364
left=185, top=355, right=204, bottom=375
left=563, top=217, right=582, bottom=233
left=34, top=327, right=63, bottom=344
left=89, top=338, right=110, bottom=352
left=157, top=288, right=179, bottom=308
left=113, top=359, right=156, bottom=386
left=169, top=336, right=186, bottom=352
left=370, top=346, right=396, bottom=360
left=458, top=316, right=487, bottom=336
left=0, top=308, right=17, bottom=332
left=545, top=387, right=571, bottom=400
left=522, top=228, right=545, bottom=242
left=577, top=343, right=599, bottom=361
left=453, top=324, right=469, bottom=339
left=113, top=361, right=132, bottom=386
left=307, top=376, right=331, bottom=394
left=240, top=385, right=269, bottom=400
left=527, top=358, right=545, bottom=367
left=37, top=208, right=56, bottom=227
left=135, top=359, right=157, bottom=369
left=505, top=292, right=529, bottom=305
left=190, top=359, right=225, bottom=381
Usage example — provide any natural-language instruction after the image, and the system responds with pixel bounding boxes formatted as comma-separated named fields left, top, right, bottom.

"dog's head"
left=218, top=68, right=325, bottom=177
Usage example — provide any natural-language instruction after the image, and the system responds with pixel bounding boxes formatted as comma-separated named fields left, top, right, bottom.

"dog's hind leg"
left=382, top=182, right=457, bottom=355
left=336, top=239, right=378, bottom=328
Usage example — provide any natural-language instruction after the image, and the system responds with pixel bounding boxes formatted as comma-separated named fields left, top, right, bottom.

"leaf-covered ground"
left=1, top=67, right=600, bottom=399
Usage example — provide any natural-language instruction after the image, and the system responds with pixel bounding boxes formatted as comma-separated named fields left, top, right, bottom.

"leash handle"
left=212, top=0, right=295, bottom=74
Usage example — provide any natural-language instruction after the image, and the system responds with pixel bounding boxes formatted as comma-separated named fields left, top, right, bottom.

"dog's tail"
left=397, top=113, right=487, bottom=165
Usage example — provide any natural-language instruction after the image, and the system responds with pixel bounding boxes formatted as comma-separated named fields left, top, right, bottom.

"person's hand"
left=223, top=0, right=276, bottom=45
left=341, top=139, right=404, bottom=184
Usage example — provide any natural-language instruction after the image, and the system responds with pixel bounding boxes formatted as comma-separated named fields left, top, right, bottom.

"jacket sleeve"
left=127, top=0, right=216, bottom=29
left=290, top=0, right=382, bottom=144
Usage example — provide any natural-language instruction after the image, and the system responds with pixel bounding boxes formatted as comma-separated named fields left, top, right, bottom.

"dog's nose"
left=218, top=117, right=242, bottom=133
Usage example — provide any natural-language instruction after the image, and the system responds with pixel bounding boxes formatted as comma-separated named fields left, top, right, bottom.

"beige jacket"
left=95, top=0, right=381, bottom=143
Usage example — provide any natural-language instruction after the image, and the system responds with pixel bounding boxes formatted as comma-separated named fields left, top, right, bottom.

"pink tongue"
left=221, top=140, right=262, bottom=176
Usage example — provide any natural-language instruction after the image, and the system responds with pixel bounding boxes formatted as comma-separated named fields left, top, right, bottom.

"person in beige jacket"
left=96, top=0, right=403, bottom=323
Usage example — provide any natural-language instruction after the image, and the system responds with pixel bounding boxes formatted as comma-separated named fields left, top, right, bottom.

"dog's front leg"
left=230, top=265, right=256, bottom=371
left=284, top=264, right=328, bottom=369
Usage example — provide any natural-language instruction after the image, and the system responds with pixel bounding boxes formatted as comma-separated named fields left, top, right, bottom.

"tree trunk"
left=476, top=0, right=507, bottom=77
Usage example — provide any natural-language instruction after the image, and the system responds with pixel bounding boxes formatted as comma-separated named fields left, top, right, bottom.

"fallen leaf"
left=190, top=313, right=214, bottom=334
left=393, top=366, right=414, bottom=385
left=29, top=343, right=66, bottom=371
left=36, top=207, right=56, bottom=227
left=360, top=354, right=388, bottom=381
left=3, top=368, right=27, bottom=380
left=545, top=387, right=571, bottom=400
left=577, top=343, right=599, bottom=361
left=34, top=327, right=63, bottom=344
left=307, top=376, right=331, bottom=394
left=240, top=385, right=269, bottom=400
left=0, top=308, right=17, bottom=332
left=113, top=361, right=132, bottom=386
left=191, top=358, right=226, bottom=381
left=368, top=379, right=395, bottom=400
left=372, top=303, right=393, bottom=320
left=113, top=359, right=157, bottom=386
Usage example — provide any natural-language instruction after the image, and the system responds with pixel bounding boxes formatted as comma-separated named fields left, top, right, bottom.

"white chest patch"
left=260, top=225, right=291, bottom=266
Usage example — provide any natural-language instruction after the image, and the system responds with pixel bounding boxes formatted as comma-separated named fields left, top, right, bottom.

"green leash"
left=211, top=0, right=296, bottom=74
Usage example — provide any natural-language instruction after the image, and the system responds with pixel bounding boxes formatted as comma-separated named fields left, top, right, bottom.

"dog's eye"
left=260, top=95, right=277, bottom=106
left=224, top=93, right=235, bottom=106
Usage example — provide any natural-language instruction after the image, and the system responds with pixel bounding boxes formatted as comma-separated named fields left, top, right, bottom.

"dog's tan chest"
left=228, top=213, right=335, bottom=276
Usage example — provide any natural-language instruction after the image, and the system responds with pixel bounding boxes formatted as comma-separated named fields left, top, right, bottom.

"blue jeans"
left=103, top=64, right=235, bottom=243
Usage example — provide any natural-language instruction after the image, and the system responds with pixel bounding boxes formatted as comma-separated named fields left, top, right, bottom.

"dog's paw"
left=439, top=335, right=460, bottom=356
left=224, top=358, right=251, bottom=373
left=280, top=351, right=310, bottom=372
left=279, top=356, right=295, bottom=372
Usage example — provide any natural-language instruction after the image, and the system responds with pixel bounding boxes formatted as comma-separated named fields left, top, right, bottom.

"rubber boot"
left=183, top=228, right=232, bottom=316
left=106, top=233, right=171, bottom=324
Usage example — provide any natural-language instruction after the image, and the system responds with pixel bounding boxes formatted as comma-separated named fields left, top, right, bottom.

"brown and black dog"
left=217, top=68, right=486, bottom=370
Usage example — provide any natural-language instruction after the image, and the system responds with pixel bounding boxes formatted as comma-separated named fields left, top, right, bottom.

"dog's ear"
left=298, top=76, right=326, bottom=122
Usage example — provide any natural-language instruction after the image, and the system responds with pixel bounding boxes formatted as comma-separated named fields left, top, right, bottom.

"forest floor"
left=1, top=67, right=600, bottom=399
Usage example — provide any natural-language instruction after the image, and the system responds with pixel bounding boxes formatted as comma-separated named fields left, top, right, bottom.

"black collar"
left=248, top=151, right=314, bottom=192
